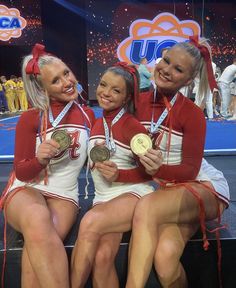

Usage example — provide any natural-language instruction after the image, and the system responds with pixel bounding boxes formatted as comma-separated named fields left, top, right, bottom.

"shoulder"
left=82, top=105, right=95, bottom=119
left=71, top=103, right=96, bottom=127
left=90, top=117, right=103, bottom=135
left=176, top=94, right=205, bottom=125
left=122, top=113, right=146, bottom=130
left=17, top=109, right=40, bottom=130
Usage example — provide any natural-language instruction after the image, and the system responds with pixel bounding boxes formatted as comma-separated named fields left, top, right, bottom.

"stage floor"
left=0, top=109, right=236, bottom=287
left=0, top=109, right=236, bottom=161
left=0, top=155, right=236, bottom=287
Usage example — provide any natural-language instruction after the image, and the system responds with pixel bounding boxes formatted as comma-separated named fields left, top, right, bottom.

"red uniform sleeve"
left=122, top=115, right=148, bottom=143
left=14, top=111, right=46, bottom=181
left=116, top=115, right=152, bottom=183
left=153, top=104, right=206, bottom=182
left=116, top=167, right=152, bottom=183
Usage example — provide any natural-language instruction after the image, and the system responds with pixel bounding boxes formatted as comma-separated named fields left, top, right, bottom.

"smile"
left=64, top=86, right=74, bottom=94
left=159, top=72, right=170, bottom=82
left=100, top=96, right=111, bottom=104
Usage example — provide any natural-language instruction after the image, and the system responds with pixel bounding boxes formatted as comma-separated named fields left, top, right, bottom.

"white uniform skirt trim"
left=93, top=183, right=154, bottom=205
left=41, top=191, right=79, bottom=207
left=5, top=185, right=79, bottom=207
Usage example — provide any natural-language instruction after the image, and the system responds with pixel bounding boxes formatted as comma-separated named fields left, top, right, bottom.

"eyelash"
left=163, top=58, right=182, bottom=73
left=99, top=82, right=120, bottom=93
left=52, top=70, right=70, bottom=84
left=176, top=67, right=183, bottom=73
left=52, top=78, right=59, bottom=84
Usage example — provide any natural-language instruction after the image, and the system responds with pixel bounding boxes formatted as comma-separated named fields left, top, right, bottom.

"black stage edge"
left=1, top=156, right=236, bottom=288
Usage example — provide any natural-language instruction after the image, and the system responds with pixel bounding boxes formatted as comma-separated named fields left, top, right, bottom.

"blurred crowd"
left=0, top=75, right=28, bottom=114
left=137, top=55, right=236, bottom=121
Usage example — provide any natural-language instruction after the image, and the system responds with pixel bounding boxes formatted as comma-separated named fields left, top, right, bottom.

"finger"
left=139, top=152, right=163, bottom=165
left=95, top=161, right=117, bottom=169
left=39, top=146, right=59, bottom=157
left=94, top=140, right=106, bottom=146
left=139, top=155, right=162, bottom=171
left=43, top=139, right=60, bottom=149
left=102, top=160, right=117, bottom=167
left=139, top=158, right=157, bottom=170
left=145, top=149, right=162, bottom=159
left=96, top=165, right=116, bottom=175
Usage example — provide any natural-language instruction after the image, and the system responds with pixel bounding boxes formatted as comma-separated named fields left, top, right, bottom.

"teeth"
left=160, top=73, right=169, bottom=81
left=65, top=87, right=73, bottom=93
left=101, top=97, right=110, bottom=104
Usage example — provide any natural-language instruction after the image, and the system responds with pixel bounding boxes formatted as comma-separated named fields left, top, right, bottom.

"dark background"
left=0, top=0, right=87, bottom=91
left=0, top=0, right=235, bottom=100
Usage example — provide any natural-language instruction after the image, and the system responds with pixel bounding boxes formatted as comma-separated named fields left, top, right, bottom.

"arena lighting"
left=53, top=0, right=106, bottom=27
left=53, top=0, right=87, bottom=18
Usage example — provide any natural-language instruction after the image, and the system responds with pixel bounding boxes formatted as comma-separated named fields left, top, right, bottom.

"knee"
left=154, top=240, right=183, bottom=283
left=20, top=205, right=53, bottom=243
left=94, top=245, right=116, bottom=269
left=132, top=196, right=156, bottom=228
left=78, top=211, right=103, bottom=238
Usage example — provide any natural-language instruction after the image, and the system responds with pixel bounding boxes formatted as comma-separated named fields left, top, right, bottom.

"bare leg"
left=153, top=223, right=198, bottom=288
left=126, top=182, right=224, bottom=288
left=21, top=247, right=40, bottom=288
left=71, top=193, right=139, bottom=288
left=5, top=188, right=77, bottom=288
left=92, top=233, right=122, bottom=288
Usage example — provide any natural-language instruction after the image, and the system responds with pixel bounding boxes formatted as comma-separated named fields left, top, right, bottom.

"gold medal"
left=130, top=133, right=153, bottom=155
left=51, top=130, right=71, bottom=151
left=90, top=145, right=110, bottom=163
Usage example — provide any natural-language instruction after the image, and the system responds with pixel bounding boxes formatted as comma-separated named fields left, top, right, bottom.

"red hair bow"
left=189, top=35, right=218, bottom=92
left=25, top=43, right=48, bottom=75
left=113, top=61, right=139, bottom=108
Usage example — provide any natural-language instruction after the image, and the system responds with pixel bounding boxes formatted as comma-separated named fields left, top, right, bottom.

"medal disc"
left=51, top=130, right=71, bottom=151
left=130, top=133, right=153, bottom=155
left=90, top=146, right=110, bottom=163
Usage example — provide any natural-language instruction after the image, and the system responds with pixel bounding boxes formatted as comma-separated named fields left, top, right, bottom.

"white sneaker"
left=226, top=116, right=236, bottom=121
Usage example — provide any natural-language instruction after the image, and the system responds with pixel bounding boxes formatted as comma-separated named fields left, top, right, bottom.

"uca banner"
left=0, top=4, right=27, bottom=42
left=117, top=12, right=201, bottom=67
left=0, top=1, right=42, bottom=45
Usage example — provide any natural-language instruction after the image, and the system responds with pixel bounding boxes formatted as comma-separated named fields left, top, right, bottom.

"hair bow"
left=113, top=62, right=139, bottom=108
left=25, top=43, right=48, bottom=75
left=189, top=35, right=218, bottom=92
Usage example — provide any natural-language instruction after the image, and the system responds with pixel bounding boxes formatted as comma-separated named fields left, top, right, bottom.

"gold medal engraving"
left=130, top=133, right=153, bottom=155
left=90, top=146, right=110, bottom=163
left=51, top=130, right=71, bottom=151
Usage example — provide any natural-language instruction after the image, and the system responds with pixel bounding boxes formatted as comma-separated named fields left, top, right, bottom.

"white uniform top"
left=6, top=103, right=93, bottom=206
left=219, top=64, right=236, bottom=84
left=89, top=135, right=154, bottom=204
left=88, top=110, right=155, bottom=204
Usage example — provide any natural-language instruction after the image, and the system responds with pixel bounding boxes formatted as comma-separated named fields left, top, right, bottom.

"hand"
left=36, top=139, right=60, bottom=166
left=95, top=160, right=119, bottom=182
left=138, top=148, right=163, bottom=176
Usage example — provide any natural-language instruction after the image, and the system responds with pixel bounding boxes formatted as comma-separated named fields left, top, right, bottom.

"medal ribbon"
left=150, top=91, right=177, bottom=134
left=103, top=107, right=126, bottom=153
left=49, top=101, right=73, bottom=128
left=73, top=100, right=91, bottom=142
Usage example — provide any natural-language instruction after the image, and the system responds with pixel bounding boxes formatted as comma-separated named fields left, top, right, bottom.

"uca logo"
left=0, top=4, right=27, bottom=41
left=117, top=12, right=201, bottom=67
